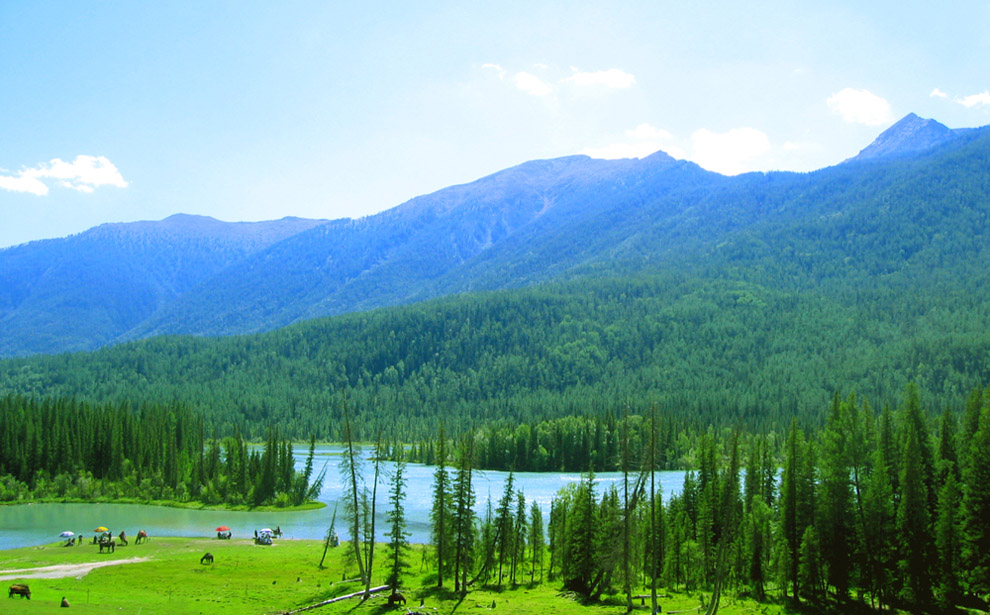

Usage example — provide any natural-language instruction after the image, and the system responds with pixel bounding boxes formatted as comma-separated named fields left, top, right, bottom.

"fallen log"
left=282, top=585, right=390, bottom=614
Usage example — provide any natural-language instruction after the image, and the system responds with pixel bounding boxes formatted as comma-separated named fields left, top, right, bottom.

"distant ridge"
left=850, top=113, right=959, bottom=161
left=2, top=114, right=990, bottom=357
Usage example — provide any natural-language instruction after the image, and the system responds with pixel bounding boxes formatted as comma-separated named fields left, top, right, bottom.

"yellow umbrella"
left=94, top=526, right=108, bottom=532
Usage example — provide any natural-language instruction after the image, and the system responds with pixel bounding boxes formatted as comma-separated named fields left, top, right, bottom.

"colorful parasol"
left=94, top=527, right=108, bottom=532
left=60, top=531, right=75, bottom=538
left=216, top=526, right=230, bottom=532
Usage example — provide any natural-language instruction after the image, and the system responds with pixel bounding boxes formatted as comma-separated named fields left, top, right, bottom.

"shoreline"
left=0, top=498, right=326, bottom=513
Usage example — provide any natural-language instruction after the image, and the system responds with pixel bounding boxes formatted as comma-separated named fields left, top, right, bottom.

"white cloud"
left=581, top=123, right=679, bottom=160
left=626, top=123, right=672, bottom=140
left=782, top=141, right=801, bottom=151
left=482, top=63, right=506, bottom=80
left=826, top=88, right=893, bottom=126
left=0, top=155, right=128, bottom=196
left=0, top=173, right=49, bottom=196
left=690, top=127, right=771, bottom=175
left=930, top=88, right=948, bottom=99
left=957, top=91, right=990, bottom=107
left=564, top=68, right=636, bottom=89
left=514, top=71, right=553, bottom=97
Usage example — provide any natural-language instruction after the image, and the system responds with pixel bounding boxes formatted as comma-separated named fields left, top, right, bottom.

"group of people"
left=253, top=526, right=282, bottom=545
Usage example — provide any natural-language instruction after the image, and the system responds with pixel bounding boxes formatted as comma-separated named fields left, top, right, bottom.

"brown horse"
left=200, top=552, right=214, bottom=564
left=8, top=584, right=31, bottom=599
left=135, top=530, right=148, bottom=544
left=387, top=592, right=406, bottom=607
left=99, top=538, right=116, bottom=553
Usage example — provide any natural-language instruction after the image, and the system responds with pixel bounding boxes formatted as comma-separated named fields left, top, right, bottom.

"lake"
left=0, top=445, right=686, bottom=551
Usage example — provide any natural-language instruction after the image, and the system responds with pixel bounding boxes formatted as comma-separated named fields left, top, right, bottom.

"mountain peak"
left=851, top=113, right=957, bottom=162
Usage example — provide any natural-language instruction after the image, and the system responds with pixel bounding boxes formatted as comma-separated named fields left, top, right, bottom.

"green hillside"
left=2, top=269, right=987, bottom=441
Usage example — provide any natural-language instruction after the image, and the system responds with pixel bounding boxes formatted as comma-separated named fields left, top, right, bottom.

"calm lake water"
left=0, top=446, right=685, bottom=551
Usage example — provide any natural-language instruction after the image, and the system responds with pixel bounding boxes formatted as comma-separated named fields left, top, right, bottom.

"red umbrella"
left=216, top=526, right=230, bottom=532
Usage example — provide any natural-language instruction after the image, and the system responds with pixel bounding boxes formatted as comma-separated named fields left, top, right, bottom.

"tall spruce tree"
left=452, top=435, right=476, bottom=594
left=935, top=467, right=960, bottom=607
left=339, top=401, right=367, bottom=585
left=385, top=454, right=410, bottom=593
left=779, top=419, right=813, bottom=600
left=430, top=424, right=452, bottom=588
left=896, top=397, right=933, bottom=605
left=529, top=499, right=545, bottom=582
left=818, top=392, right=853, bottom=596
left=961, top=403, right=990, bottom=596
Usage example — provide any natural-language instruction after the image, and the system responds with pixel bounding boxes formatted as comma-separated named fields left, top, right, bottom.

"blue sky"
left=2, top=1, right=989, bottom=248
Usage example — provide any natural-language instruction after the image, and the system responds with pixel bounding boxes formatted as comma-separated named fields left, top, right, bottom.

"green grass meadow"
left=1, top=537, right=783, bottom=615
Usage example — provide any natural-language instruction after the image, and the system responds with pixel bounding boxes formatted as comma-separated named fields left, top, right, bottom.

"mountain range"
left=1, top=113, right=987, bottom=358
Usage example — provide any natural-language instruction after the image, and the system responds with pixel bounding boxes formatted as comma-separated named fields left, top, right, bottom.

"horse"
left=386, top=592, right=406, bottom=607
left=201, top=552, right=214, bottom=565
left=8, top=584, right=31, bottom=599
left=61, top=596, right=70, bottom=607
left=99, top=538, right=116, bottom=553
left=135, top=530, right=148, bottom=544
left=118, top=530, right=128, bottom=546
left=274, top=525, right=283, bottom=538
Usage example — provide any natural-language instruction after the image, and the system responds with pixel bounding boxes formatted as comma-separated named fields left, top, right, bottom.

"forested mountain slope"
left=0, top=215, right=326, bottom=356
left=1, top=116, right=990, bottom=437
left=2, top=115, right=984, bottom=358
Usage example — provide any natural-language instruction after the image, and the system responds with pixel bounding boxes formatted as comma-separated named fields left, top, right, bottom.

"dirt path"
left=0, top=556, right=149, bottom=581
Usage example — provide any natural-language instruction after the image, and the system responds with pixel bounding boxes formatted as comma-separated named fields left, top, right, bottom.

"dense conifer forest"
left=399, top=385, right=990, bottom=614
left=2, top=271, right=989, bottom=444
left=0, top=395, right=324, bottom=506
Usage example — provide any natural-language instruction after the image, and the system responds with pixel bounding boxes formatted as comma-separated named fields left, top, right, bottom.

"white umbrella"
left=259, top=528, right=273, bottom=534
left=59, top=531, right=75, bottom=538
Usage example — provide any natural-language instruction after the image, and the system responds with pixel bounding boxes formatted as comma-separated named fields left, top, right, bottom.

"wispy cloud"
left=563, top=68, right=636, bottom=89
left=0, top=155, right=128, bottom=196
left=826, top=88, right=893, bottom=126
left=514, top=71, right=553, bottom=97
left=930, top=87, right=948, bottom=99
left=626, top=123, right=672, bottom=140
left=580, top=123, right=680, bottom=161
left=483, top=63, right=636, bottom=101
left=957, top=90, right=990, bottom=108
left=482, top=63, right=506, bottom=80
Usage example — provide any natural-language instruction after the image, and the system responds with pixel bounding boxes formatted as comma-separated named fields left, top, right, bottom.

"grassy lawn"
left=0, top=538, right=785, bottom=615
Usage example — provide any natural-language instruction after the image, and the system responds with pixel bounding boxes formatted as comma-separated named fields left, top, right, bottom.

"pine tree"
left=934, top=466, right=960, bottom=607
left=452, top=436, right=476, bottom=594
left=818, top=392, right=853, bottom=596
left=512, top=491, right=528, bottom=585
left=363, top=432, right=384, bottom=597
left=385, top=454, right=410, bottom=593
left=896, top=396, right=933, bottom=606
left=430, top=424, right=453, bottom=587
left=564, top=468, right=597, bottom=595
left=961, top=403, right=990, bottom=596
left=779, top=419, right=813, bottom=600
left=493, top=471, right=516, bottom=586
left=339, top=401, right=367, bottom=585
left=529, top=500, right=545, bottom=582
left=798, top=525, right=823, bottom=601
